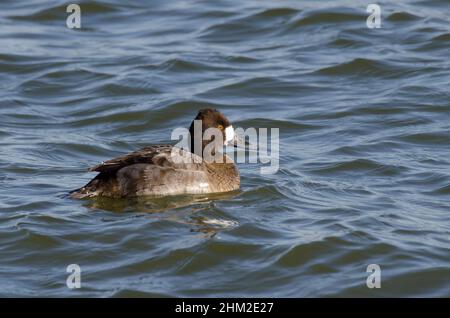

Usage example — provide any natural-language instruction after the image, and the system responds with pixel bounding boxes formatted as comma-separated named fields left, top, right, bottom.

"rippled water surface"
left=1, top=0, right=450, bottom=297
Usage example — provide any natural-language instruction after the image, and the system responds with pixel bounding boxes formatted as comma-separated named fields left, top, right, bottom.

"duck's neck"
left=189, top=137, right=221, bottom=158
left=188, top=123, right=221, bottom=158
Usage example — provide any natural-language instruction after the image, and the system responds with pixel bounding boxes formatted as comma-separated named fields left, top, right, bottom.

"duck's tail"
left=69, top=187, right=96, bottom=199
left=69, top=173, right=115, bottom=199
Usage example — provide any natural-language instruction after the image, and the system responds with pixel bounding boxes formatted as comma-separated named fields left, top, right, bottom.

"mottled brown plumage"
left=70, top=109, right=240, bottom=199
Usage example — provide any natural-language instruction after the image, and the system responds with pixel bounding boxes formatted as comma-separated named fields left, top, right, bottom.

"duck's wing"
left=89, top=145, right=174, bottom=173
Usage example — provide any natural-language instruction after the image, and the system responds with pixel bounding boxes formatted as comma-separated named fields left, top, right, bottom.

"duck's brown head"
left=188, top=108, right=235, bottom=156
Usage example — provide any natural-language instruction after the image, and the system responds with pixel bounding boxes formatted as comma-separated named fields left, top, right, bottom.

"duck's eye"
left=217, top=124, right=224, bottom=130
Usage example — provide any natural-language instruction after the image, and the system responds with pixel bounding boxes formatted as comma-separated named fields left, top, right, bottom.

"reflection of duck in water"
left=85, top=192, right=240, bottom=238
left=71, top=109, right=240, bottom=199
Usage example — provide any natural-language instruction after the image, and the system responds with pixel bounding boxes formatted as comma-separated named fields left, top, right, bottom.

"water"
left=0, top=0, right=449, bottom=297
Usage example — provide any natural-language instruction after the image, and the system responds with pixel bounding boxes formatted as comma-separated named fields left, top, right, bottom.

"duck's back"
left=70, top=145, right=239, bottom=198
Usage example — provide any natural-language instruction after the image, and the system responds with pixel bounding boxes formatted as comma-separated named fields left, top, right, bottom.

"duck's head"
left=188, top=108, right=236, bottom=155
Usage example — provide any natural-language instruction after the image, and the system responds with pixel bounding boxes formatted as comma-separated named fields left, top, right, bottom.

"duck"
left=70, top=108, right=240, bottom=198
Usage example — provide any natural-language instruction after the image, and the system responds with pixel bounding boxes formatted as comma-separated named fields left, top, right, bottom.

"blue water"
left=0, top=0, right=449, bottom=297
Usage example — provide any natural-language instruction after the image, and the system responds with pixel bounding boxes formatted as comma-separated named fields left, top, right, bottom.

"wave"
left=306, top=159, right=407, bottom=176
left=386, top=11, right=422, bottom=22
left=313, top=58, right=425, bottom=78
left=288, top=7, right=364, bottom=29
left=9, top=2, right=119, bottom=22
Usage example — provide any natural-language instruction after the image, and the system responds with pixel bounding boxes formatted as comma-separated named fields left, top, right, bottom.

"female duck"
left=70, top=108, right=240, bottom=198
